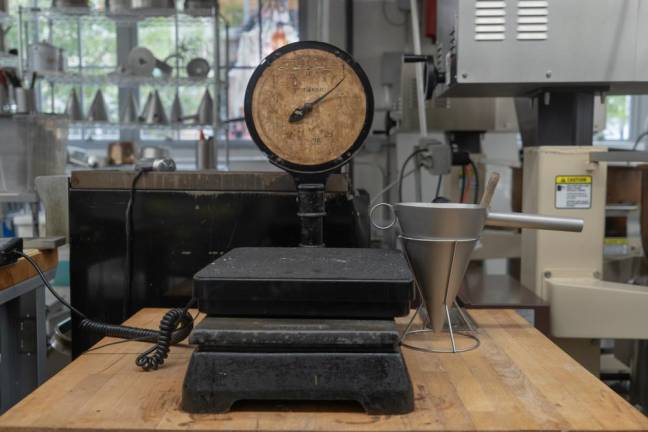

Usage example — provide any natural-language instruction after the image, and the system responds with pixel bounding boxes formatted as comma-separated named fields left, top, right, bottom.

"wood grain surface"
left=1, top=307, right=647, bottom=432
left=0, top=249, right=58, bottom=292
left=251, top=48, right=367, bottom=166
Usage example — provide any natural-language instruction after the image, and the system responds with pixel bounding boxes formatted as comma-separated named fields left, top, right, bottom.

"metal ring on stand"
left=399, top=301, right=480, bottom=354
left=401, top=330, right=481, bottom=354
left=369, top=202, right=397, bottom=230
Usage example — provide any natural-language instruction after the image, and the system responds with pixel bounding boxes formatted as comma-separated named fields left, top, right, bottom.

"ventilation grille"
left=517, top=0, right=548, bottom=40
left=474, top=1, right=506, bottom=41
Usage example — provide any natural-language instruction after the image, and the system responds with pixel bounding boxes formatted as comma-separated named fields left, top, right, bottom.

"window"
left=222, top=0, right=299, bottom=140
left=6, top=0, right=120, bottom=140
left=135, top=0, right=300, bottom=142
left=599, top=95, right=631, bottom=142
left=4, top=0, right=299, bottom=146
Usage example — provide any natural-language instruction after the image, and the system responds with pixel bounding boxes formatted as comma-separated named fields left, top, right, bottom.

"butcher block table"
left=1, top=307, right=647, bottom=432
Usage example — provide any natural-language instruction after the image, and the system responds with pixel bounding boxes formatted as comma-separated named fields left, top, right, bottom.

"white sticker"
left=555, top=176, right=592, bottom=209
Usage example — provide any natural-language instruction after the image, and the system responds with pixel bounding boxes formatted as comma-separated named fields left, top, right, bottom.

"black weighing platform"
left=194, top=247, right=413, bottom=319
left=182, top=247, right=415, bottom=414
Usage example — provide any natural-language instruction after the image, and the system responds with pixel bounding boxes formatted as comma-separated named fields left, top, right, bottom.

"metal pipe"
left=212, top=4, right=220, bottom=168
left=409, top=0, right=428, bottom=137
left=486, top=212, right=584, bottom=233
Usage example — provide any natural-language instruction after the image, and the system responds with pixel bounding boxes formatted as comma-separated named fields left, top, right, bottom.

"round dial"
left=244, top=41, right=374, bottom=174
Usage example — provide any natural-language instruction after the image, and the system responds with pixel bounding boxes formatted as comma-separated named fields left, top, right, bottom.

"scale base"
left=181, top=351, right=414, bottom=414
left=181, top=317, right=414, bottom=414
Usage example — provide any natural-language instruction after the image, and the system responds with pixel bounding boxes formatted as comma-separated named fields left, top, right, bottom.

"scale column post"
left=296, top=183, right=326, bottom=247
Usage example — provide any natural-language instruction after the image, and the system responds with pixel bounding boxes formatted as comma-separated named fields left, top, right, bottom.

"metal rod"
left=257, top=0, right=262, bottom=62
left=224, top=19, right=230, bottom=169
left=17, top=7, right=23, bottom=77
left=409, top=0, right=428, bottom=137
left=212, top=4, right=220, bottom=168
left=76, top=15, right=84, bottom=136
left=454, top=300, right=476, bottom=333
left=445, top=304, right=457, bottom=353
left=486, top=211, right=584, bottom=232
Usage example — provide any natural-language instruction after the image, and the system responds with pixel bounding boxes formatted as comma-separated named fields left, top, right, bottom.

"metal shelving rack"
left=16, top=4, right=229, bottom=165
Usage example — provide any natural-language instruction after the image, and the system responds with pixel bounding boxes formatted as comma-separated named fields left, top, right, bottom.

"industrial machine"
left=429, top=0, right=648, bottom=373
left=181, top=41, right=415, bottom=414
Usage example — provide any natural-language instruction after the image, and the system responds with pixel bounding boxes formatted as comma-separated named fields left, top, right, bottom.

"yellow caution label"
left=604, top=238, right=628, bottom=246
left=556, top=176, right=592, bottom=184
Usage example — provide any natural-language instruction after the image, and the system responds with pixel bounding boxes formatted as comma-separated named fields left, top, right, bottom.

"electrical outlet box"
left=416, top=138, right=451, bottom=175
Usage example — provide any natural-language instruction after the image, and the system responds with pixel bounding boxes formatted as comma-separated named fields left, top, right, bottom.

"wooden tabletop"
left=1, top=307, right=647, bottom=432
left=0, top=249, right=58, bottom=292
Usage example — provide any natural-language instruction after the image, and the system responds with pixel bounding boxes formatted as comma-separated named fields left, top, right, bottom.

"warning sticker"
left=555, top=176, right=592, bottom=209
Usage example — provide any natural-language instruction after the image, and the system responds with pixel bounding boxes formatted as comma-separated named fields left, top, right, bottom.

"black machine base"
left=181, top=317, right=414, bottom=414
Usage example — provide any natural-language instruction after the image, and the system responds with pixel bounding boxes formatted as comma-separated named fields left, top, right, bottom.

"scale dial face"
left=245, top=41, right=374, bottom=174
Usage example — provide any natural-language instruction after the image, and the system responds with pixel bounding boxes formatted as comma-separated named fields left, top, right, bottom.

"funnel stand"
left=400, top=288, right=480, bottom=354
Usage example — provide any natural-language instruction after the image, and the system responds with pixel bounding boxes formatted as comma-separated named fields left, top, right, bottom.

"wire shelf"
left=39, top=71, right=215, bottom=87
left=70, top=121, right=212, bottom=130
left=20, top=7, right=216, bottom=24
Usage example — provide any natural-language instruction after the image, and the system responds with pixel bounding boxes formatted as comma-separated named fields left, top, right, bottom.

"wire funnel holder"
left=399, top=234, right=481, bottom=353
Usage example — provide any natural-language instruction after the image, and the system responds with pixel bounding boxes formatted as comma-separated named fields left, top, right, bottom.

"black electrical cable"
left=459, top=165, right=467, bottom=204
left=435, top=175, right=443, bottom=200
left=469, top=158, right=480, bottom=204
left=124, top=170, right=146, bottom=319
left=398, top=149, right=426, bottom=202
left=14, top=250, right=195, bottom=371
left=86, top=312, right=199, bottom=354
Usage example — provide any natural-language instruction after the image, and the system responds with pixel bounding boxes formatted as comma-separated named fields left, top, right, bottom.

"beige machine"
left=521, top=147, right=648, bottom=371
left=522, top=146, right=648, bottom=340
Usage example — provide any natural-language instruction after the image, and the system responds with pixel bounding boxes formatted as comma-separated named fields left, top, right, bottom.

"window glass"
left=224, top=0, right=299, bottom=139
left=599, top=95, right=631, bottom=141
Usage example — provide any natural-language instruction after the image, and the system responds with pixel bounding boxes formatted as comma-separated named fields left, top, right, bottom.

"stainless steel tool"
left=371, top=193, right=584, bottom=353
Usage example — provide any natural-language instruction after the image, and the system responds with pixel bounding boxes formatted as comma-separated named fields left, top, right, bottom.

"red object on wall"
left=425, top=0, right=438, bottom=41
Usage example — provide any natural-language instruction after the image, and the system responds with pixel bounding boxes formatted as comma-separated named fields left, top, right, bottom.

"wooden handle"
left=480, top=172, right=501, bottom=208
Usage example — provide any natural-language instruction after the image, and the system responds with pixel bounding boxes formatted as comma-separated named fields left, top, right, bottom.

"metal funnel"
left=121, top=92, right=139, bottom=124
left=402, top=237, right=477, bottom=333
left=87, top=89, right=109, bottom=122
left=140, top=90, right=168, bottom=125
left=138, top=91, right=153, bottom=122
left=64, top=88, right=83, bottom=121
left=195, top=88, right=213, bottom=124
left=395, top=203, right=487, bottom=239
left=170, top=91, right=183, bottom=123
left=397, top=203, right=486, bottom=333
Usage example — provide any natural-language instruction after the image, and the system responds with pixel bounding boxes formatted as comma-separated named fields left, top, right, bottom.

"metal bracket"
left=590, top=151, right=648, bottom=163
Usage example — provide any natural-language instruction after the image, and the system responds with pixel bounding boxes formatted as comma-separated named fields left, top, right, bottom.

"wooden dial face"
left=246, top=42, right=372, bottom=173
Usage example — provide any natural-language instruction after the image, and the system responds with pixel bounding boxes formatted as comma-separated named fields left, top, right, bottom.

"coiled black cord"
left=135, top=305, right=194, bottom=371
left=14, top=250, right=195, bottom=372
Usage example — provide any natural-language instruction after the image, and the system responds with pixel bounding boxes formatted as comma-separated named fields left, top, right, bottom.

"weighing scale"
left=181, top=41, right=415, bottom=414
